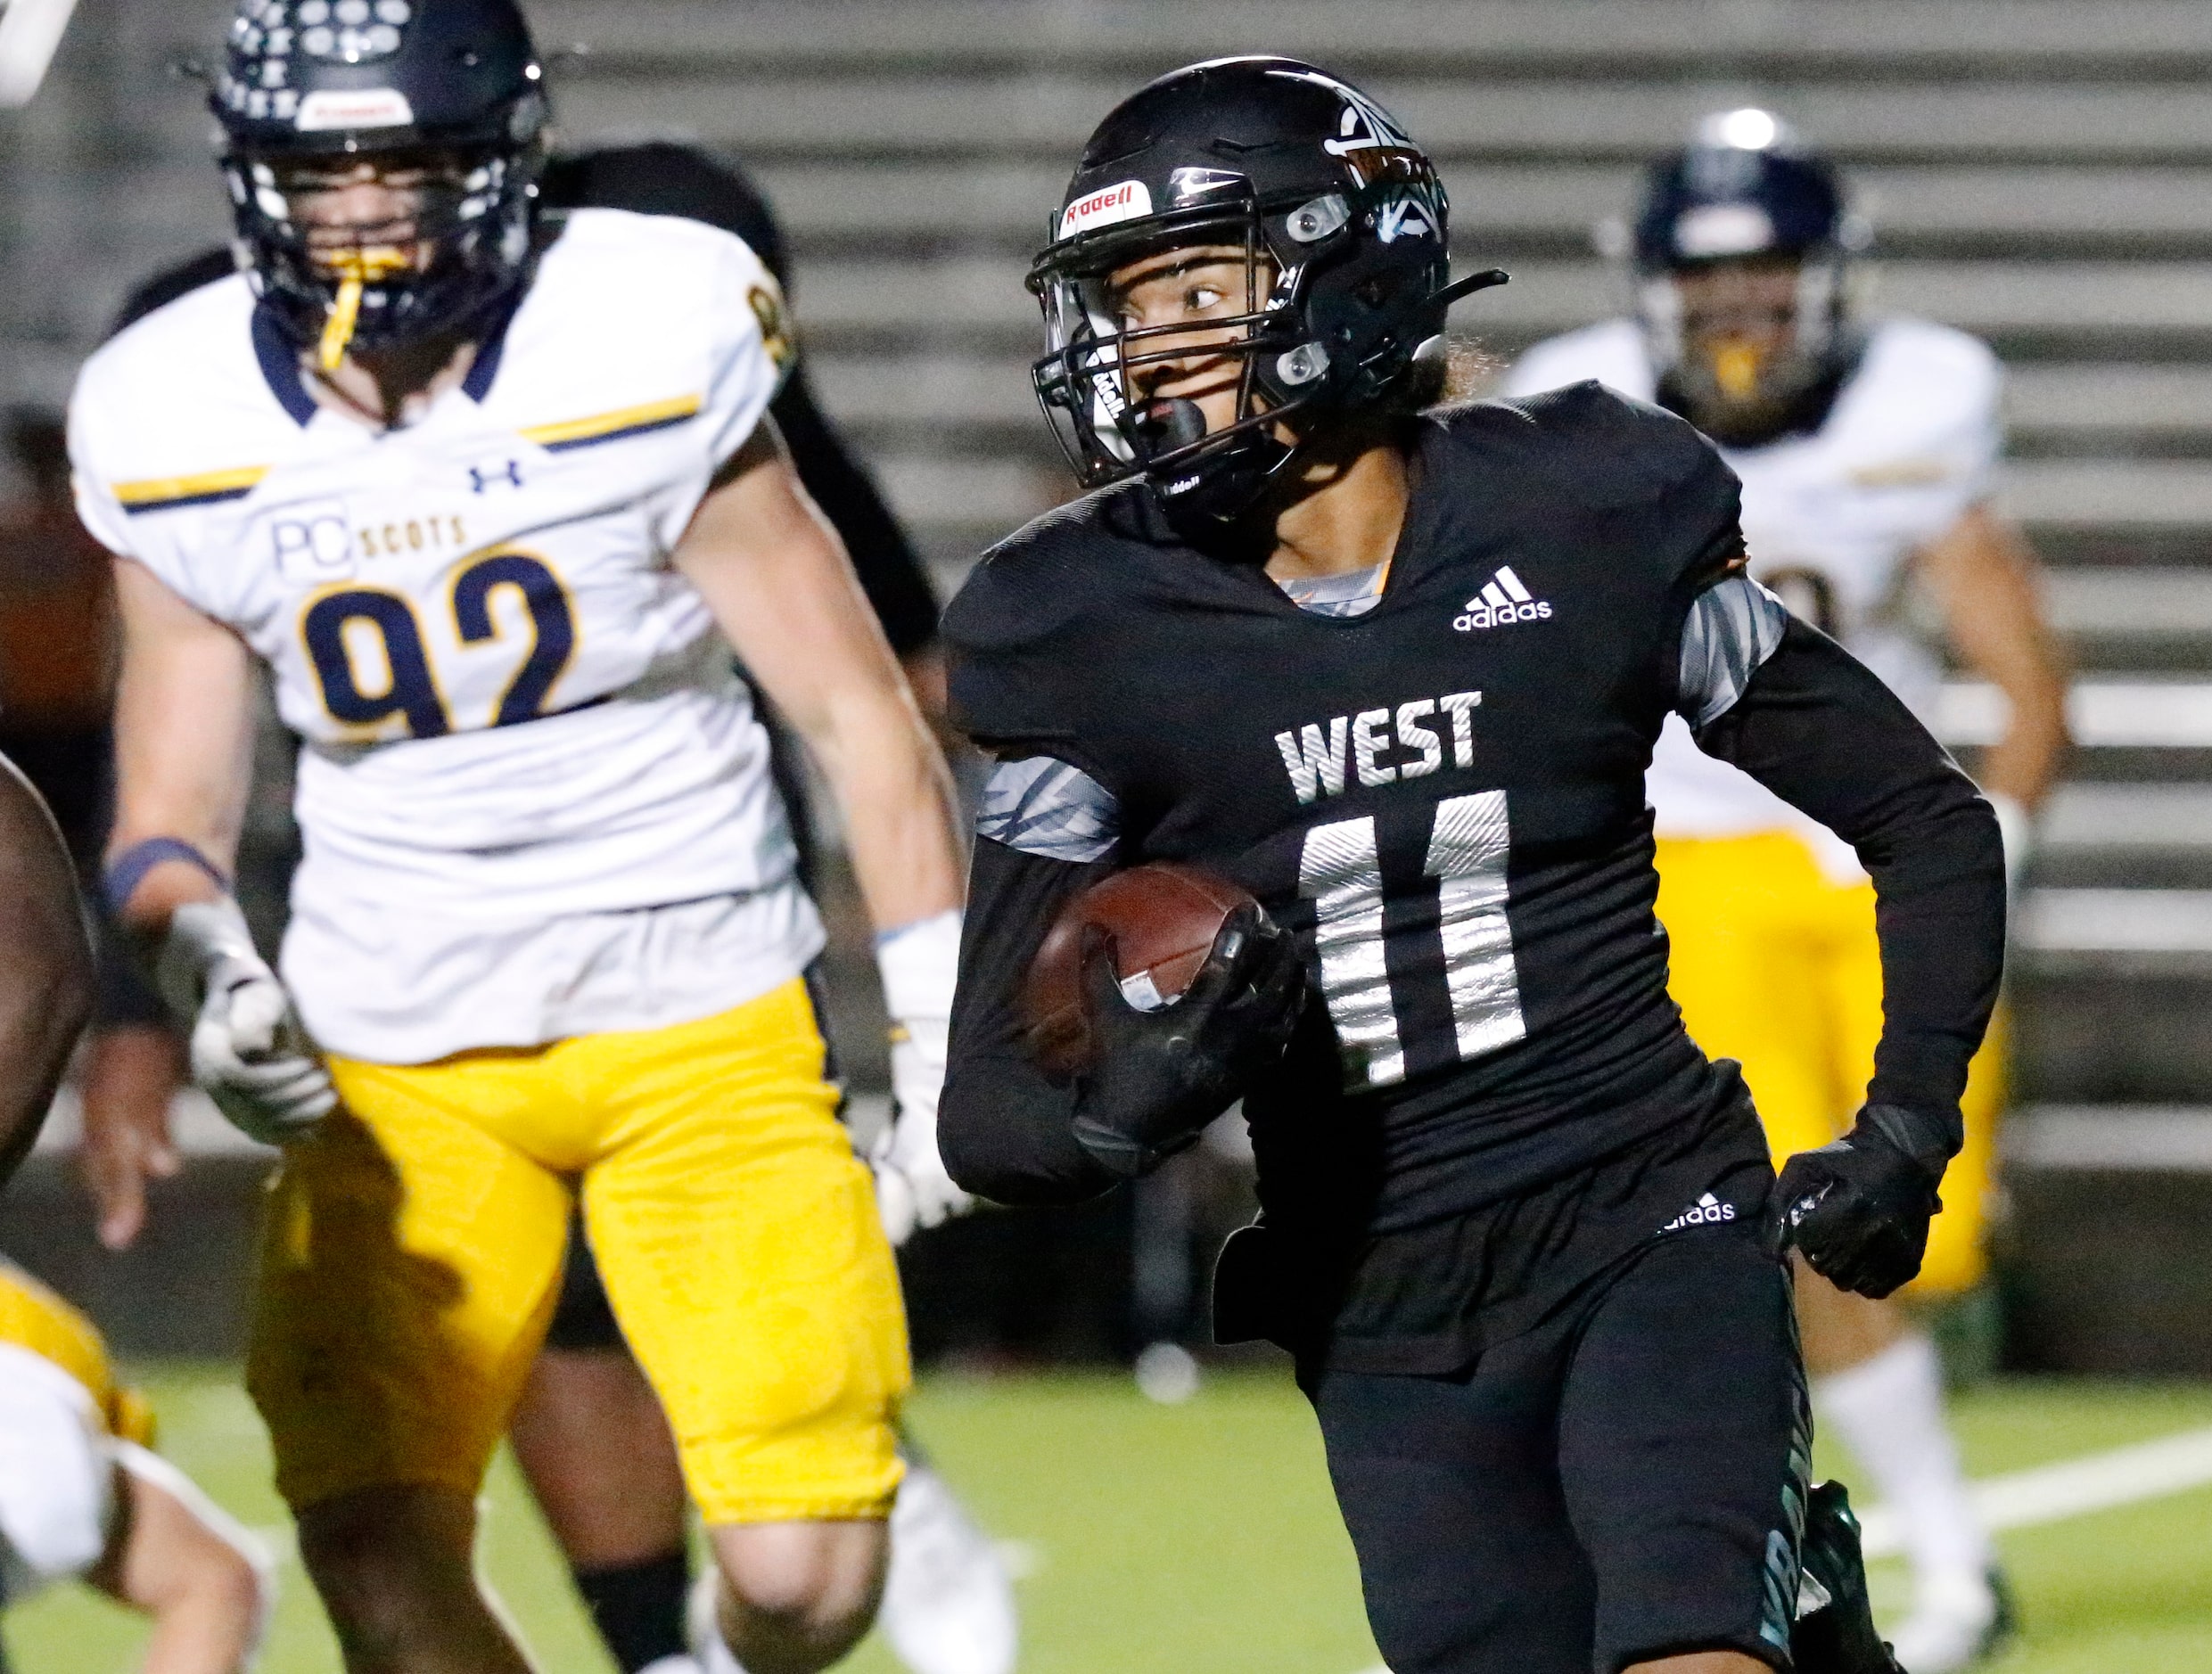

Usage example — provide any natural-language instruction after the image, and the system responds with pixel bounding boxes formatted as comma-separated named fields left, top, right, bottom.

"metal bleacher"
left=8, top=0, right=2212, bottom=1358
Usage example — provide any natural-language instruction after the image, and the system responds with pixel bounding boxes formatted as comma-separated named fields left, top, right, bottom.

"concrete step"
left=550, top=73, right=2212, bottom=168
left=2015, top=967, right=2212, bottom=1104
left=787, top=256, right=2212, bottom=353
left=817, top=353, right=2212, bottom=461
left=860, top=449, right=2212, bottom=550
left=1945, top=678, right=2212, bottom=749
left=532, top=1, right=2212, bottom=75
left=2008, top=363, right=2212, bottom=441
left=2006, top=1104, right=2212, bottom=1171
left=739, top=160, right=2212, bottom=256
left=2042, top=784, right=2212, bottom=853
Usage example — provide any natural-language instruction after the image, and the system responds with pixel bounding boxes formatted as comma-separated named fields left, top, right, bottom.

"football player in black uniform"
left=938, top=57, right=2005, bottom=1674
left=0, top=752, right=95, bottom=1185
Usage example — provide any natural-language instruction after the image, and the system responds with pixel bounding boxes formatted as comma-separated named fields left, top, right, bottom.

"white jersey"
left=1505, top=316, right=2000, bottom=877
left=70, top=209, right=824, bottom=1063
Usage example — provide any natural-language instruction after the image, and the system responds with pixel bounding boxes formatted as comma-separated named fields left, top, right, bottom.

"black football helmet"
left=1028, top=56, right=1501, bottom=537
left=1626, top=108, right=1866, bottom=444
left=210, top=0, right=548, bottom=370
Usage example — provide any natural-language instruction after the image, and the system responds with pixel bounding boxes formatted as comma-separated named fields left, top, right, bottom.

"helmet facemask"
left=226, top=132, right=542, bottom=370
left=1031, top=198, right=1354, bottom=537
left=1640, top=250, right=1846, bottom=447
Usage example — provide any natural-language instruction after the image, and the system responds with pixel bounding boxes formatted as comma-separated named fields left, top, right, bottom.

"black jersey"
left=941, top=384, right=2004, bottom=1357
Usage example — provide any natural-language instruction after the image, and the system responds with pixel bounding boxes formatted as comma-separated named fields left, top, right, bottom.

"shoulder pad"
left=1444, top=382, right=1726, bottom=510
left=943, top=485, right=1153, bottom=751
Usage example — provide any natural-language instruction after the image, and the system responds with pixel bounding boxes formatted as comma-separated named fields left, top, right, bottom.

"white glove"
left=870, top=910, right=974, bottom=1246
left=155, top=898, right=336, bottom=1147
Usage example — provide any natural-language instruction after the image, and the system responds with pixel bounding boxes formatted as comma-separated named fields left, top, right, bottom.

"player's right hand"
left=1068, top=902, right=1305, bottom=1179
left=190, top=968, right=338, bottom=1146
left=1763, top=1104, right=1948, bottom=1299
left=158, top=899, right=335, bottom=1148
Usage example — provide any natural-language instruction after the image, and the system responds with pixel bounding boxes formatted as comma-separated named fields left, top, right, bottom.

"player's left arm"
left=0, top=754, right=95, bottom=1185
left=1917, top=502, right=2071, bottom=865
left=1685, top=574, right=2006, bottom=1298
left=674, top=418, right=971, bottom=1238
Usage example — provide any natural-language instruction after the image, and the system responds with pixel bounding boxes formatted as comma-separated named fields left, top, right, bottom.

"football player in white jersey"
left=1506, top=111, right=2068, bottom=1673
left=71, top=5, right=967, bottom=1673
left=1, top=1260, right=274, bottom=1674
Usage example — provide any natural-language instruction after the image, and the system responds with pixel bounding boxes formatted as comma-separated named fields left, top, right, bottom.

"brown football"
left=1023, top=862, right=1258, bottom=1078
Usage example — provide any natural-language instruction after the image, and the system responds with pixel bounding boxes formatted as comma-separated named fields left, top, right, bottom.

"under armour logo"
left=469, top=459, right=525, bottom=494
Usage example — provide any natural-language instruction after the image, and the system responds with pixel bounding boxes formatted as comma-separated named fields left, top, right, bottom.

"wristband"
left=876, top=909, right=962, bottom=1022
left=103, top=838, right=229, bottom=917
left=1857, top=1102, right=1959, bottom=1178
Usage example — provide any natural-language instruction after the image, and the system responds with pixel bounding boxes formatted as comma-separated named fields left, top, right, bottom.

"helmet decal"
left=293, top=86, right=415, bottom=131
left=1672, top=201, right=1777, bottom=260
left=1376, top=196, right=1438, bottom=245
left=1313, top=81, right=1416, bottom=159
left=1057, top=180, right=1153, bottom=243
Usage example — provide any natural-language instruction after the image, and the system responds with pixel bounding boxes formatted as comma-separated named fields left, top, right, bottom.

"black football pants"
left=1303, top=1222, right=1808, bottom=1674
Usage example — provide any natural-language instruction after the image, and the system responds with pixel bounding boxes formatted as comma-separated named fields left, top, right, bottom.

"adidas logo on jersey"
left=1659, top=1192, right=1739, bottom=1234
left=1453, top=566, right=1552, bottom=632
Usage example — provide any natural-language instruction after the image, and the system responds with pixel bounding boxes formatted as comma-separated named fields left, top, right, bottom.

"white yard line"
left=1858, top=1423, right=2212, bottom=1559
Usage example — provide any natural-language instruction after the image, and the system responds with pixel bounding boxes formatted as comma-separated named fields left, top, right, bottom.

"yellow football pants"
left=247, top=978, right=910, bottom=1522
left=1654, top=833, right=2003, bottom=1297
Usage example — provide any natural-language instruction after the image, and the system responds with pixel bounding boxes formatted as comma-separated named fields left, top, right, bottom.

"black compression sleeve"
left=1692, top=619, right=2005, bottom=1148
left=942, top=835, right=1119, bottom=1203
left=770, top=365, right=941, bottom=658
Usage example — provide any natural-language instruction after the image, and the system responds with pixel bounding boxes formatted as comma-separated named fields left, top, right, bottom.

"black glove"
left=1793, top=1480, right=1906, bottom=1673
left=1763, top=1103, right=1953, bottom=1299
left=1068, top=902, right=1307, bottom=1179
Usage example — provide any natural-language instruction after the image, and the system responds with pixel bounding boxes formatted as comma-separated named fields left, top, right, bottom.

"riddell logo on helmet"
left=1059, top=180, right=1154, bottom=242
left=296, top=87, right=415, bottom=132
left=1453, top=566, right=1552, bottom=632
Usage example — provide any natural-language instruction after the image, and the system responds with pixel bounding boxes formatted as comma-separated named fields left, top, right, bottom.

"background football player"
left=90, top=140, right=1013, bottom=1674
left=1506, top=111, right=2068, bottom=1673
left=73, top=4, right=966, bottom=1673
left=0, top=1259, right=272, bottom=1674
left=939, top=55, right=2004, bottom=1674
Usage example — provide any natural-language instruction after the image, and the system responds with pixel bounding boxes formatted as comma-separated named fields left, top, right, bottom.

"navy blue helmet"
left=1624, top=109, right=1865, bottom=443
left=210, top=0, right=548, bottom=368
left=1028, top=56, right=1501, bottom=539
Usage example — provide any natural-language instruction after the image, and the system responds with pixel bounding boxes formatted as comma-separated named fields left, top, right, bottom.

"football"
left=1023, top=862, right=1259, bottom=1077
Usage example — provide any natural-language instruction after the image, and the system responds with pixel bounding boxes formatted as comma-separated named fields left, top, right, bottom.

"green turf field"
left=8, top=1366, right=2212, bottom=1672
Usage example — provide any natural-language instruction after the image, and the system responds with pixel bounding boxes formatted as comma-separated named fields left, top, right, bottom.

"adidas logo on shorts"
left=1452, top=565, right=1552, bottom=632
left=1659, top=1192, right=1739, bottom=1234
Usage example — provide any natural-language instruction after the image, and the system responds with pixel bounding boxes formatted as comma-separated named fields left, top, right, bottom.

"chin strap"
left=317, top=247, right=412, bottom=372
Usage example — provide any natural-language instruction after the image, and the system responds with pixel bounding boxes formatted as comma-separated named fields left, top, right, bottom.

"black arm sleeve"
left=770, top=365, right=941, bottom=659
left=543, top=143, right=941, bottom=657
left=1693, top=619, right=2006, bottom=1148
left=942, top=835, right=1120, bottom=1204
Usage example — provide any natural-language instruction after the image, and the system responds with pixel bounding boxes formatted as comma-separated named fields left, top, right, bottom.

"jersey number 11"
left=1299, top=790, right=1525, bottom=1089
